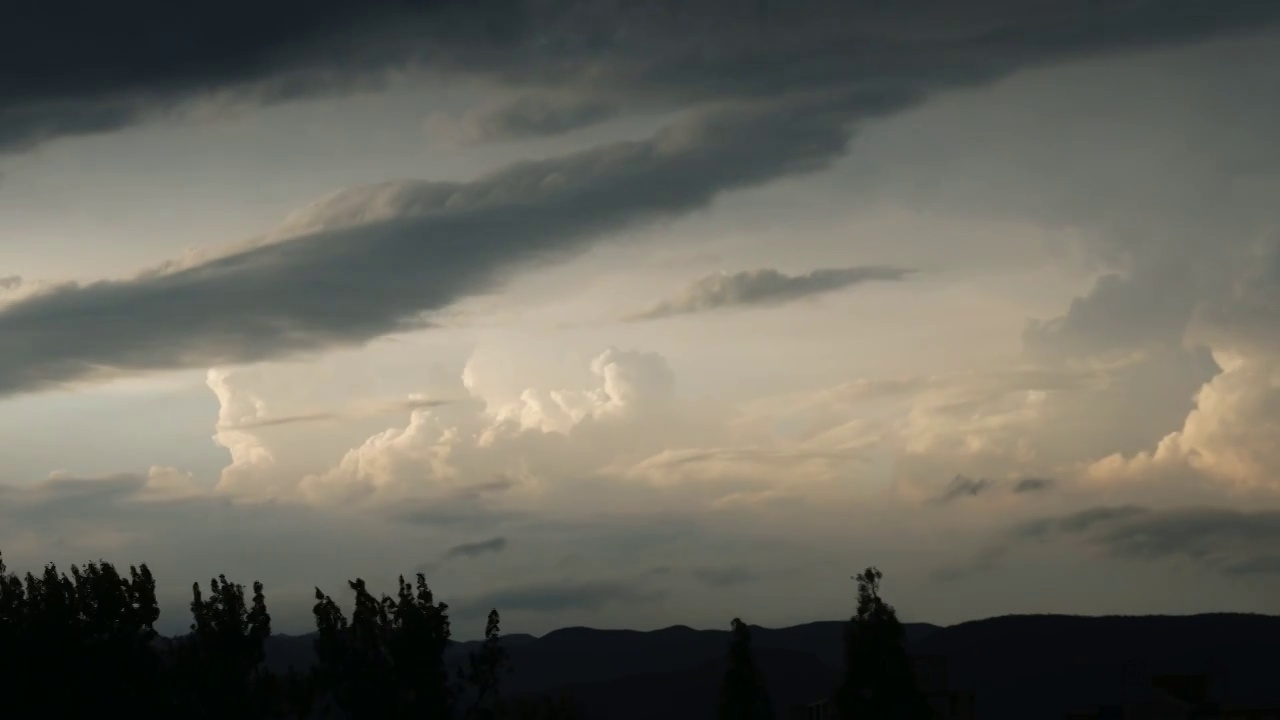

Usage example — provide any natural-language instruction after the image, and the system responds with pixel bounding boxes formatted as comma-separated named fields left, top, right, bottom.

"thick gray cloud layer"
left=460, top=94, right=620, bottom=143
left=5, top=1, right=1277, bottom=151
left=0, top=92, right=912, bottom=396
left=3, top=2, right=1277, bottom=394
left=625, top=266, right=912, bottom=322
left=0, top=0, right=519, bottom=152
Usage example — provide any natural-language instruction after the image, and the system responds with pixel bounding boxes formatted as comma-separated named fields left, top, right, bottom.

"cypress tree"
left=718, top=617, right=775, bottom=720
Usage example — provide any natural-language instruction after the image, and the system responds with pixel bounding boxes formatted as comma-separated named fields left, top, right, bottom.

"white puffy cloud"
left=206, top=368, right=277, bottom=496
left=1086, top=351, right=1280, bottom=493
left=137, top=466, right=203, bottom=500
left=727, top=360, right=1145, bottom=503
left=297, top=346, right=691, bottom=506
left=480, top=347, right=677, bottom=434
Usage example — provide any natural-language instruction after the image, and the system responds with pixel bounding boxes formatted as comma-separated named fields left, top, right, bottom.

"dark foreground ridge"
left=260, top=614, right=1280, bottom=719
left=2, top=553, right=1277, bottom=719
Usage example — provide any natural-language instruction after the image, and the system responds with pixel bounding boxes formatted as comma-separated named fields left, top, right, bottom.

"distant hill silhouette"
left=910, top=613, right=1280, bottom=720
left=246, top=613, right=1280, bottom=719
left=259, top=621, right=937, bottom=678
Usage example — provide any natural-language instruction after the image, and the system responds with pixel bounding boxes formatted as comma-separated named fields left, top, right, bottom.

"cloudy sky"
left=2, top=0, right=1280, bottom=637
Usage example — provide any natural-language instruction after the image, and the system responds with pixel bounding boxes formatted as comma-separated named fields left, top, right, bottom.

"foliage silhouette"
left=172, top=574, right=275, bottom=718
left=0, top=552, right=600, bottom=719
left=0, top=552, right=166, bottom=717
left=718, top=617, right=775, bottom=720
left=312, top=573, right=454, bottom=719
left=833, top=567, right=932, bottom=720
left=0, top=551, right=950, bottom=719
left=459, top=608, right=512, bottom=719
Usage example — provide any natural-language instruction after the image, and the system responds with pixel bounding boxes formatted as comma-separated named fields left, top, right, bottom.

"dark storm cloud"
left=624, top=266, right=912, bottom=322
left=460, top=94, right=620, bottom=143
left=455, top=580, right=660, bottom=615
left=0, top=0, right=523, bottom=152
left=445, top=536, right=508, bottom=559
left=5, top=1, right=1277, bottom=151
left=2, top=1, right=1277, bottom=393
left=0, top=90, right=915, bottom=396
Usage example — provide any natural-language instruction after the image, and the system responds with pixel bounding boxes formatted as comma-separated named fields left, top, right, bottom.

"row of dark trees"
left=0, top=552, right=928, bottom=720
left=0, top=553, right=577, bottom=719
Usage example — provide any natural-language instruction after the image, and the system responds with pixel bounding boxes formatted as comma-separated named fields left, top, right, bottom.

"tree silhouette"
left=834, top=567, right=931, bottom=720
left=0, top=554, right=16, bottom=709
left=718, top=617, right=775, bottom=720
left=174, top=574, right=275, bottom=718
left=0, top=549, right=880, bottom=720
left=0, top=554, right=167, bottom=717
left=312, top=573, right=454, bottom=719
left=313, top=579, right=396, bottom=718
left=387, top=573, right=454, bottom=718
left=460, top=608, right=512, bottom=720
left=5, top=553, right=563, bottom=718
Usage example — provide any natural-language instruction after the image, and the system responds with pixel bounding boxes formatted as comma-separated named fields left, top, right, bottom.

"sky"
left=2, top=0, right=1280, bottom=638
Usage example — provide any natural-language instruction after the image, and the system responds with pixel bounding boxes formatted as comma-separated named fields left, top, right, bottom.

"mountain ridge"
left=239, top=613, right=1278, bottom=719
